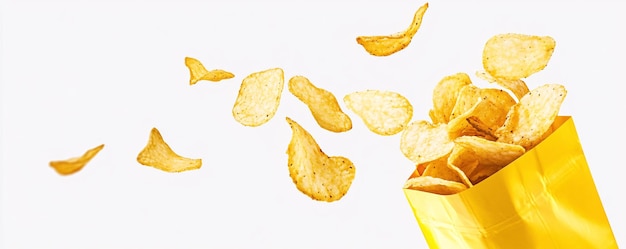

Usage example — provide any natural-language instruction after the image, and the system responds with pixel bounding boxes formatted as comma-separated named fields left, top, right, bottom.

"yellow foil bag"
left=403, top=116, right=617, bottom=248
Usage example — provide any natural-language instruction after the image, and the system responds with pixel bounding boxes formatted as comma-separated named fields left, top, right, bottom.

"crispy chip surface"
left=286, top=117, right=356, bottom=202
left=49, top=144, right=104, bottom=175
left=400, top=120, right=454, bottom=165
left=454, top=135, right=525, bottom=183
left=344, top=90, right=413, bottom=135
left=430, top=72, right=472, bottom=124
left=356, top=2, right=428, bottom=56
left=495, top=84, right=567, bottom=149
left=404, top=176, right=467, bottom=195
left=184, top=57, right=234, bottom=85
left=232, top=68, right=284, bottom=127
left=137, top=128, right=202, bottom=172
left=288, top=76, right=352, bottom=132
left=421, top=156, right=472, bottom=187
left=476, top=70, right=529, bottom=100
left=482, top=33, right=556, bottom=80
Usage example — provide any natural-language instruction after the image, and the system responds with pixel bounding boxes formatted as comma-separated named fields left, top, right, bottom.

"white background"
left=1, top=0, right=624, bottom=248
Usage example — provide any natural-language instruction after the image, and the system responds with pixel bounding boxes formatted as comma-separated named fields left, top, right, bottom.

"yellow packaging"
left=403, top=116, right=617, bottom=248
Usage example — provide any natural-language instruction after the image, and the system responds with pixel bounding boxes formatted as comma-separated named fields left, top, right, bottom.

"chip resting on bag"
left=184, top=57, right=234, bottom=85
left=288, top=75, right=352, bottom=133
left=137, top=128, right=202, bottom=173
left=344, top=90, right=413, bottom=135
left=356, top=2, right=428, bottom=56
left=286, top=117, right=356, bottom=202
left=404, top=176, right=467, bottom=195
left=49, top=144, right=104, bottom=175
left=482, top=33, right=556, bottom=80
left=232, top=68, right=284, bottom=127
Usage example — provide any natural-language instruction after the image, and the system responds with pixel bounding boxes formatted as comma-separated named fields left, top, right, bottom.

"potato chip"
left=404, top=176, right=467, bottom=195
left=184, top=57, right=234, bottom=85
left=421, top=156, right=472, bottom=188
left=286, top=117, right=356, bottom=202
left=465, top=116, right=497, bottom=141
left=356, top=2, right=428, bottom=56
left=430, top=73, right=472, bottom=124
left=137, top=128, right=202, bottom=172
left=482, top=33, right=556, bottom=80
left=232, top=68, right=284, bottom=127
left=447, top=144, right=479, bottom=179
left=449, top=85, right=516, bottom=125
left=476, top=70, right=529, bottom=100
left=49, top=144, right=104, bottom=175
left=288, top=76, right=352, bottom=133
left=495, top=84, right=567, bottom=149
left=400, top=120, right=454, bottom=165
left=344, top=90, right=413, bottom=135
left=454, top=135, right=525, bottom=184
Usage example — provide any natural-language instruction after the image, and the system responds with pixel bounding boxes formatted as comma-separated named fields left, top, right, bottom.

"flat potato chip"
left=430, top=72, right=472, bottom=124
left=49, top=144, right=104, bottom=175
left=454, top=136, right=525, bottom=183
left=137, top=128, right=202, bottom=173
left=344, top=90, right=413, bottom=135
left=286, top=117, right=356, bottom=202
left=184, top=57, right=234, bottom=85
left=356, top=2, right=428, bottom=56
left=483, top=33, right=556, bottom=80
left=404, top=176, right=467, bottom=195
left=476, top=70, right=529, bottom=100
left=232, top=68, right=284, bottom=127
left=400, top=120, right=454, bottom=165
left=495, top=84, right=567, bottom=149
left=288, top=76, right=352, bottom=132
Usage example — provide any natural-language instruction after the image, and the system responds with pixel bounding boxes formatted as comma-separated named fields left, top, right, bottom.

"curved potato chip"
left=431, top=72, right=472, bottom=123
left=495, top=84, right=567, bottom=149
left=356, top=2, right=428, bottom=56
left=482, top=33, right=556, bottom=80
left=454, top=135, right=525, bottom=183
left=49, top=144, right=104, bottom=175
left=232, top=68, right=284, bottom=127
left=404, top=176, right=467, bottom=195
left=476, top=70, right=529, bottom=100
left=288, top=76, right=352, bottom=133
left=137, top=128, right=202, bottom=173
left=421, top=156, right=472, bottom=188
left=286, top=117, right=356, bottom=202
left=400, top=120, right=454, bottom=165
left=448, top=144, right=479, bottom=178
left=449, top=85, right=515, bottom=125
left=344, top=90, right=413, bottom=135
left=184, top=57, right=234, bottom=85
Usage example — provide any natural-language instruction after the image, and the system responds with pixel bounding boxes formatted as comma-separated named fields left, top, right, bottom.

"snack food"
left=184, top=57, right=234, bottom=85
left=137, top=128, right=202, bottom=172
left=232, top=68, right=284, bottom=127
left=49, top=144, right=104, bottom=175
left=344, top=90, right=413, bottom=136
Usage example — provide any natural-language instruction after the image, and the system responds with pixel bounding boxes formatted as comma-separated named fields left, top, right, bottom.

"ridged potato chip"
left=184, top=57, right=234, bottom=85
left=344, top=90, right=413, bottom=135
left=482, top=33, right=556, bottom=80
left=404, top=176, right=467, bottom=195
left=137, top=128, right=202, bottom=173
left=232, top=68, right=284, bottom=127
left=286, top=117, right=356, bottom=202
left=49, top=144, right=104, bottom=175
left=430, top=72, right=472, bottom=124
left=400, top=120, right=454, bottom=165
left=288, top=76, right=352, bottom=133
left=356, top=2, right=428, bottom=56
left=495, top=84, right=567, bottom=149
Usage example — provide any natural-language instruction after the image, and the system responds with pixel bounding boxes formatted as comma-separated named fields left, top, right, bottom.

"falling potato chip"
left=344, top=90, right=413, bottom=135
left=482, top=33, right=556, bottom=80
left=400, top=120, right=454, bottom=165
left=232, top=68, right=284, bottom=127
left=184, top=57, right=234, bottom=85
left=430, top=72, right=472, bottom=124
left=404, top=176, right=467, bottom=195
left=288, top=76, right=352, bottom=133
left=356, top=2, right=428, bottom=56
left=495, top=84, right=567, bottom=149
left=454, top=135, right=525, bottom=184
left=421, top=156, right=472, bottom=188
left=49, top=144, right=104, bottom=175
left=476, top=70, right=529, bottom=100
left=137, top=128, right=202, bottom=173
left=286, top=117, right=356, bottom=202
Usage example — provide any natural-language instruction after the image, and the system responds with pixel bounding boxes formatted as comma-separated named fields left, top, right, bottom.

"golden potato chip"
left=404, top=176, right=467, bottom=195
left=288, top=76, right=352, bottom=133
left=495, top=84, right=567, bottom=149
left=232, top=68, right=284, bottom=127
left=447, top=98, right=493, bottom=139
left=421, top=156, right=472, bottom=188
left=400, top=120, right=454, bottom=165
left=286, top=117, right=356, bottom=202
left=137, top=128, right=202, bottom=173
left=476, top=70, right=529, bottom=100
left=465, top=116, right=497, bottom=141
left=430, top=72, right=472, bottom=124
left=184, top=57, right=234, bottom=85
left=356, top=2, right=428, bottom=56
left=482, top=33, right=556, bottom=80
left=447, top=144, right=479, bottom=179
left=49, top=144, right=104, bottom=175
left=449, top=85, right=516, bottom=125
left=344, top=90, right=413, bottom=135
left=454, top=135, right=525, bottom=184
